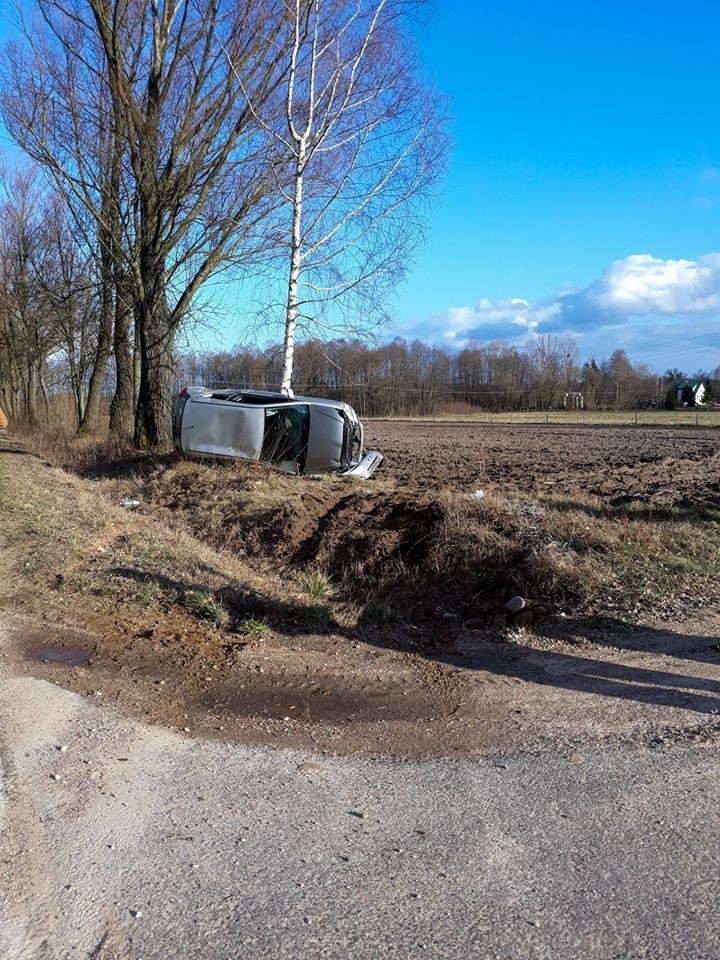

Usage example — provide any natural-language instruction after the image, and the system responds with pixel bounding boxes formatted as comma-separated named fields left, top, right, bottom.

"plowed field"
left=364, top=420, right=720, bottom=508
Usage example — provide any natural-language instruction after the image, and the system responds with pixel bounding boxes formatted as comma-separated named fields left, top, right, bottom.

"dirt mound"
left=247, top=488, right=345, bottom=560
left=93, top=422, right=720, bottom=628
left=141, top=461, right=444, bottom=584
left=135, top=463, right=580, bottom=620
left=268, top=491, right=444, bottom=578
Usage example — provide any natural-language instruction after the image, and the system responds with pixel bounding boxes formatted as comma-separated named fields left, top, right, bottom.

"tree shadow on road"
left=432, top=618, right=720, bottom=717
left=116, top=561, right=720, bottom=718
left=537, top=615, right=720, bottom=664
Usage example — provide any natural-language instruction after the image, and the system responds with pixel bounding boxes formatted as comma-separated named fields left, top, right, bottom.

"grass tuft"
left=182, top=590, right=228, bottom=626
left=236, top=615, right=269, bottom=637
left=299, top=570, right=336, bottom=601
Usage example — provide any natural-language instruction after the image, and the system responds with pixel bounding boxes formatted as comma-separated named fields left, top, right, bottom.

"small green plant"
left=237, top=615, right=269, bottom=637
left=299, top=570, right=335, bottom=600
left=131, top=580, right=167, bottom=606
left=364, top=601, right=402, bottom=624
left=296, top=604, right=328, bottom=632
left=183, top=590, right=228, bottom=626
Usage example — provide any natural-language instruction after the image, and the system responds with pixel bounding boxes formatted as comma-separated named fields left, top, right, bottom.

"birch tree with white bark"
left=234, top=0, right=448, bottom=396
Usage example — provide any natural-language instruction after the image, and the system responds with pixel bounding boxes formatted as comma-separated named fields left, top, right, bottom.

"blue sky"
left=1, top=0, right=719, bottom=373
left=394, top=0, right=720, bottom=373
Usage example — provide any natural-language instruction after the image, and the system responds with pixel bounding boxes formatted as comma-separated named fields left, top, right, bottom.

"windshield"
left=261, top=405, right=310, bottom=471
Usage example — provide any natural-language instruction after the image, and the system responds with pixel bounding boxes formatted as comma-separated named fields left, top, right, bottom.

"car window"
left=261, top=405, right=310, bottom=470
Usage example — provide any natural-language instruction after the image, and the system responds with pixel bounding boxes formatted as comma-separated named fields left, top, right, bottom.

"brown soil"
left=3, top=426, right=720, bottom=760
left=117, top=422, right=720, bottom=627
left=7, top=609, right=720, bottom=761
left=364, top=420, right=720, bottom=510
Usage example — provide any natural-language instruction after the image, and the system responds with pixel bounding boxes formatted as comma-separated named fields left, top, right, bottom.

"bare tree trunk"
left=64, top=347, right=82, bottom=428
left=81, top=312, right=111, bottom=432
left=133, top=309, right=142, bottom=412
left=26, top=361, right=39, bottom=425
left=38, top=371, right=50, bottom=416
left=7, top=387, right=18, bottom=423
left=280, top=151, right=304, bottom=396
left=109, top=274, right=135, bottom=438
left=74, top=377, right=84, bottom=427
left=81, top=242, right=114, bottom=434
left=134, top=283, right=175, bottom=450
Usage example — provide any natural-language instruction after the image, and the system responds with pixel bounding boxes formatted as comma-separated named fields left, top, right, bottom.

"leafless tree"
left=188, top=333, right=668, bottom=417
left=2, top=12, right=133, bottom=435
left=3, top=0, right=288, bottom=449
left=0, top=170, right=57, bottom=425
left=524, top=333, right=579, bottom=410
left=33, top=195, right=101, bottom=429
left=233, top=0, right=449, bottom=395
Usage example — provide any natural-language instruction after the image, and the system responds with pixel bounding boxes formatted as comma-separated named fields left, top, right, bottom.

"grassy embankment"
left=2, top=428, right=718, bottom=649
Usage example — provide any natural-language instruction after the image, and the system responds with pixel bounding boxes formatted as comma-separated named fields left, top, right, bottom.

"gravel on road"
left=1, top=640, right=719, bottom=960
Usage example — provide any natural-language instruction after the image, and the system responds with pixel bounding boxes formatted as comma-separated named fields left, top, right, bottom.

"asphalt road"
left=1, top=640, right=719, bottom=960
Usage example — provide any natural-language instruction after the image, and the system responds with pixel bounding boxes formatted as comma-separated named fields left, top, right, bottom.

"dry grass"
left=13, top=421, right=130, bottom=469
left=125, top=458, right=306, bottom=558
left=0, top=436, right=290, bottom=639
left=373, top=409, right=720, bottom=428
left=298, top=570, right=336, bottom=601
left=426, top=487, right=718, bottom=621
left=5, top=425, right=719, bottom=631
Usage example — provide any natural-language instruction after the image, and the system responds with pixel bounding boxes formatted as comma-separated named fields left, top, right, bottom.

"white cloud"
left=527, top=301, right=562, bottom=326
left=412, top=252, right=720, bottom=348
left=440, top=297, right=531, bottom=342
left=433, top=298, right=567, bottom=347
left=588, top=253, right=720, bottom=315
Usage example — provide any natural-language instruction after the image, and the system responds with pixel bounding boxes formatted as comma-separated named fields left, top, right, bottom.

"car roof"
left=185, top=387, right=352, bottom=412
left=199, top=388, right=293, bottom=403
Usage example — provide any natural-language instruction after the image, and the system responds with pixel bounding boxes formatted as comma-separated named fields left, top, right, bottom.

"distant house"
left=672, top=379, right=705, bottom=406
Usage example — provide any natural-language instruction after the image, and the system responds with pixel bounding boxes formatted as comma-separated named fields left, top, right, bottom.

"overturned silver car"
left=173, top=387, right=383, bottom=479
